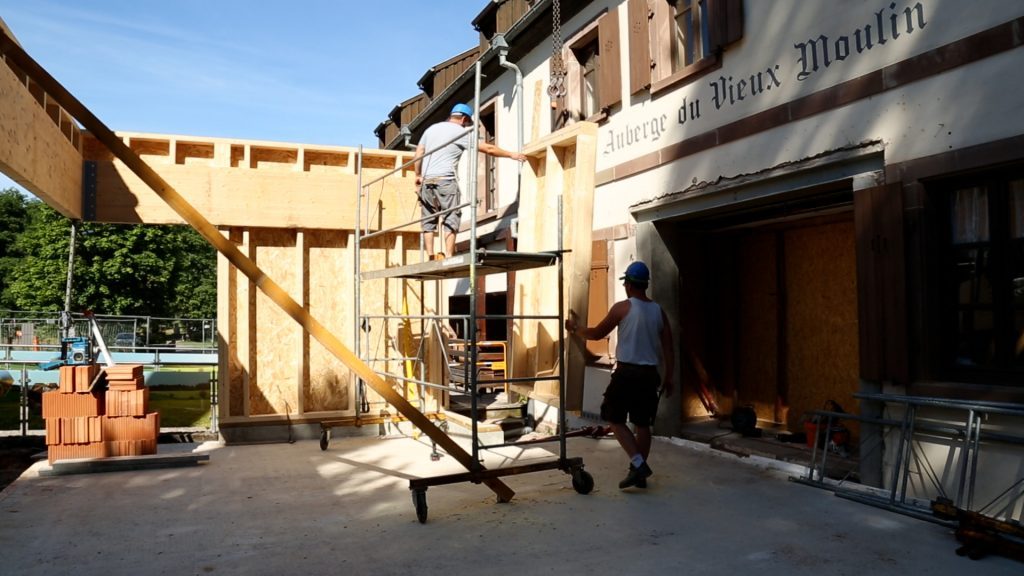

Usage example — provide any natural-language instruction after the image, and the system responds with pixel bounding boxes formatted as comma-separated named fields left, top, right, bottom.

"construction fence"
left=0, top=310, right=217, bottom=350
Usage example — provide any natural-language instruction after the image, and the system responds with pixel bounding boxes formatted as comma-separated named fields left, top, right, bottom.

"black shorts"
left=600, top=363, right=660, bottom=427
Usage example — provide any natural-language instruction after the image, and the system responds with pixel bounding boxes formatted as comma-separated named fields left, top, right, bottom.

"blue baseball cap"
left=619, top=261, right=650, bottom=283
left=451, top=103, right=473, bottom=117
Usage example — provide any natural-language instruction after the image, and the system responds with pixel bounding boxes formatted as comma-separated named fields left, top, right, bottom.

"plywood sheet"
left=784, top=220, right=859, bottom=432
left=252, top=229, right=300, bottom=416
left=305, top=230, right=352, bottom=413
left=219, top=223, right=429, bottom=422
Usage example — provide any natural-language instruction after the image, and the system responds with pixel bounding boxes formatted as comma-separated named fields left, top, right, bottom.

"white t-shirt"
left=419, top=121, right=472, bottom=180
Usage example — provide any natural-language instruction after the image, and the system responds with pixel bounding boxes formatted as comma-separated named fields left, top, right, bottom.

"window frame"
left=476, top=100, right=499, bottom=218
left=556, top=8, right=620, bottom=128
left=931, top=166, right=1024, bottom=383
left=630, top=0, right=743, bottom=97
left=651, top=0, right=719, bottom=95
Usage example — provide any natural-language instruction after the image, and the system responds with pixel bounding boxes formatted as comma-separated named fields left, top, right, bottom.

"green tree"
left=5, top=201, right=215, bottom=317
left=165, top=226, right=217, bottom=318
left=0, top=188, right=30, bottom=308
left=4, top=199, right=70, bottom=310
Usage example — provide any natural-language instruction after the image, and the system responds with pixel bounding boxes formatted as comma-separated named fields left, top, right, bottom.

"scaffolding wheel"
left=319, top=428, right=329, bottom=451
left=571, top=468, right=594, bottom=494
left=412, top=488, right=428, bottom=523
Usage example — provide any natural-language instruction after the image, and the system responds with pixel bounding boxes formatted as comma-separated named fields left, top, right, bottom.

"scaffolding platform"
left=360, top=249, right=559, bottom=281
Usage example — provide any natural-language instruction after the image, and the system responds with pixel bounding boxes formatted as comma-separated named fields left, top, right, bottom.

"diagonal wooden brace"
left=0, top=30, right=515, bottom=503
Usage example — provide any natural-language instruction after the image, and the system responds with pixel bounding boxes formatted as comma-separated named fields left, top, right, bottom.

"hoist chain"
left=547, top=0, right=566, bottom=99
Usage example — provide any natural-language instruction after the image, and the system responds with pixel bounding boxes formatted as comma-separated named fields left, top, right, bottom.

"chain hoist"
left=547, top=0, right=566, bottom=100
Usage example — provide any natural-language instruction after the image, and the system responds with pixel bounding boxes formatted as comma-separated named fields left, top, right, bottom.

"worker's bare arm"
left=565, top=300, right=629, bottom=340
left=478, top=141, right=526, bottom=161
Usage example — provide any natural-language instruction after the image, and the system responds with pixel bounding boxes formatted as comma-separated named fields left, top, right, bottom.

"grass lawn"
left=148, top=388, right=212, bottom=428
left=0, top=386, right=211, bottom=430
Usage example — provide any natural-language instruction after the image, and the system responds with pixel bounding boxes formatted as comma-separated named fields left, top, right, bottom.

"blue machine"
left=38, top=337, right=92, bottom=370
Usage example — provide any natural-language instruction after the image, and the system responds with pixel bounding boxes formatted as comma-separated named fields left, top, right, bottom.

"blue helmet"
left=451, top=103, right=473, bottom=118
left=619, top=261, right=650, bottom=284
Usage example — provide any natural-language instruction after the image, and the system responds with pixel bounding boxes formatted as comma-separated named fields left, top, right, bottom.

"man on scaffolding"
left=414, top=103, right=526, bottom=260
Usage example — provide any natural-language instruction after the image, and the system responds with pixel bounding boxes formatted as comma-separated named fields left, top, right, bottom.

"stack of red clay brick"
left=43, top=364, right=160, bottom=464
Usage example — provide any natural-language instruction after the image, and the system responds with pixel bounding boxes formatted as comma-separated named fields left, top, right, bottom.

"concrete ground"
left=0, top=433, right=1019, bottom=576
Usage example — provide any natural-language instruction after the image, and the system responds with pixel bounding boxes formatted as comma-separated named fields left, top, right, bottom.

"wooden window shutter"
left=587, top=240, right=610, bottom=358
left=598, top=10, right=622, bottom=110
left=854, top=183, right=909, bottom=383
left=627, top=0, right=651, bottom=94
left=649, top=0, right=672, bottom=83
left=710, top=0, right=744, bottom=48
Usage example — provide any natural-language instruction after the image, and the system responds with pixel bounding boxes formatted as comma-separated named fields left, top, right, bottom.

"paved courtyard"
left=0, top=433, right=1019, bottom=575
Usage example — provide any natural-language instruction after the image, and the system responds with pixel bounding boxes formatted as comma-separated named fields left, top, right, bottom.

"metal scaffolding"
left=317, top=61, right=593, bottom=523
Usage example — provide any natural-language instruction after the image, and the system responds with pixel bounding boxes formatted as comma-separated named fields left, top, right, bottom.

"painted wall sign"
left=602, top=1, right=929, bottom=157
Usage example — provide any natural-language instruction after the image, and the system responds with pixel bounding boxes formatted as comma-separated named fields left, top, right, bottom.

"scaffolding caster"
left=319, top=427, right=329, bottom=451
left=570, top=465, right=594, bottom=495
left=411, top=488, right=429, bottom=523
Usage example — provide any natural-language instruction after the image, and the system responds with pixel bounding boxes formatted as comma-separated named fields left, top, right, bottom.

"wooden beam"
left=0, top=26, right=515, bottom=502
left=82, top=132, right=418, bottom=228
left=0, top=53, right=81, bottom=218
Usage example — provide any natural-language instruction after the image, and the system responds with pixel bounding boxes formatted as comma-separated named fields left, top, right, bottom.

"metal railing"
left=793, top=392, right=1024, bottom=525
left=1, top=310, right=217, bottom=350
left=0, top=311, right=220, bottom=435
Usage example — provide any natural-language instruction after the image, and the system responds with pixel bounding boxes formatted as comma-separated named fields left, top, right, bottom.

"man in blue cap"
left=414, top=103, right=526, bottom=260
left=565, top=260, right=674, bottom=489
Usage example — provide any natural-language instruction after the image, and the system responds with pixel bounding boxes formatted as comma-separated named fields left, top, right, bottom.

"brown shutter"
left=587, top=240, right=610, bottom=357
left=854, top=183, right=909, bottom=383
left=649, top=0, right=672, bottom=82
left=710, top=0, right=744, bottom=48
left=627, top=0, right=651, bottom=94
left=598, top=9, right=622, bottom=110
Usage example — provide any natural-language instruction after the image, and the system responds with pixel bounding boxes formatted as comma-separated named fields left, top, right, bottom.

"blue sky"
left=0, top=0, right=484, bottom=194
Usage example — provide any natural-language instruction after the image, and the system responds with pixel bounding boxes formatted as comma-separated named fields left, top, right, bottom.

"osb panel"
left=220, top=225, right=431, bottom=420
left=305, top=230, right=352, bottom=413
left=736, top=232, right=778, bottom=419
left=784, top=220, right=860, bottom=432
left=358, top=235, right=397, bottom=411
left=251, top=229, right=300, bottom=416
left=351, top=233, right=432, bottom=412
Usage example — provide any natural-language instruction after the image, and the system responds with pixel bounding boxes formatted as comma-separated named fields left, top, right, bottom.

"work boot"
left=619, top=462, right=652, bottom=489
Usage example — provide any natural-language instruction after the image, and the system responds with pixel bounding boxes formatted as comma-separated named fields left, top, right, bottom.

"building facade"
left=383, top=0, right=1023, bottom=515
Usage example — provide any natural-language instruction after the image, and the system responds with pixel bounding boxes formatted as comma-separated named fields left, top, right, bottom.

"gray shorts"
left=419, top=178, right=461, bottom=233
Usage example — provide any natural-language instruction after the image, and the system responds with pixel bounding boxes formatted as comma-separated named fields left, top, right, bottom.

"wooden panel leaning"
left=513, top=122, right=598, bottom=412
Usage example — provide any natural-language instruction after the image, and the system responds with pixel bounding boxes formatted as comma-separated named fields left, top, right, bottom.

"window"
left=628, top=0, right=743, bottom=95
left=477, top=104, right=498, bottom=215
left=555, top=9, right=621, bottom=128
left=671, top=0, right=711, bottom=70
left=580, top=40, right=600, bottom=119
left=938, top=170, right=1024, bottom=379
